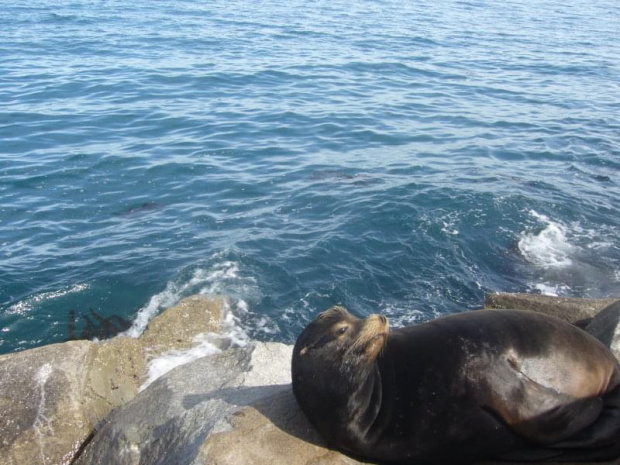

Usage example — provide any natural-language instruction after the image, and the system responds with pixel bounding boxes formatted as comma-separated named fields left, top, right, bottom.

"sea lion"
left=292, top=306, right=620, bottom=464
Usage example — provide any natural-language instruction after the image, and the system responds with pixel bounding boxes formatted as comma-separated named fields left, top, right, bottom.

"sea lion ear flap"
left=299, top=347, right=309, bottom=356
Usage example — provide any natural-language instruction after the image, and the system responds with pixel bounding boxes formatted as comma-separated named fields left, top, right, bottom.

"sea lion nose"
left=379, top=315, right=388, bottom=325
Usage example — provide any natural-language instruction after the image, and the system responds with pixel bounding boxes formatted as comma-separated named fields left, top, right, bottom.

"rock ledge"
left=1, top=293, right=619, bottom=465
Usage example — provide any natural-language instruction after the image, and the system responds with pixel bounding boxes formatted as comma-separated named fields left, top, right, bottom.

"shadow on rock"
left=184, top=384, right=326, bottom=448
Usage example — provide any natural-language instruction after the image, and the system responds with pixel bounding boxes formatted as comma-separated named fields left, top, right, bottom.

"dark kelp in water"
left=67, top=308, right=132, bottom=341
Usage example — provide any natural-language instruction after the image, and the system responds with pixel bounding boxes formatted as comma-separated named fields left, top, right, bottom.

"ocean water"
left=1, top=0, right=619, bottom=355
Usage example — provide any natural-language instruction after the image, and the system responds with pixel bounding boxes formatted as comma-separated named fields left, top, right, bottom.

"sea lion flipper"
left=489, top=364, right=603, bottom=444
left=509, top=394, right=603, bottom=444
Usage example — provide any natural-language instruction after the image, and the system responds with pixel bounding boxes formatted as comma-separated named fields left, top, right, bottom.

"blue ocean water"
left=1, top=0, right=619, bottom=354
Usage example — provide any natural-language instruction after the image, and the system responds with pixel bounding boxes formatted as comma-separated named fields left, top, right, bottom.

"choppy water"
left=1, top=0, right=619, bottom=354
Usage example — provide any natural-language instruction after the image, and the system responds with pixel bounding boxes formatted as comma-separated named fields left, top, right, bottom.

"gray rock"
left=0, top=337, right=147, bottom=465
left=5, top=293, right=620, bottom=465
left=197, top=389, right=371, bottom=465
left=0, top=295, right=226, bottom=465
left=586, top=301, right=620, bottom=360
left=484, top=293, right=618, bottom=325
left=75, top=342, right=370, bottom=465
left=0, top=340, right=95, bottom=465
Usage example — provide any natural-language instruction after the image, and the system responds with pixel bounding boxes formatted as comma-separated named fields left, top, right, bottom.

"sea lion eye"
left=336, top=326, right=348, bottom=335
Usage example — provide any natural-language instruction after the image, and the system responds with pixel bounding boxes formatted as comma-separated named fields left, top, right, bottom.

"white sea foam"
left=122, top=280, right=187, bottom=338
left=140, top=335, right=222, bottom=391
left=516, top=211, right=620, bottom=297
left=518, top=211, right=576, bottom=268
left=127, top=253, right=275, bottom=389
left=123, top=256, right=257, bottom=338
left=222, top=300, right=252, bottom=347
left=587, top=241, right=613, bottom=250
left=379, top=302, right=427, bottom=328
left=441, top=221, right=459, bottom=235
left=139, top=299, right=250, bottom=391
left=532, top=283, right=570, bottom=296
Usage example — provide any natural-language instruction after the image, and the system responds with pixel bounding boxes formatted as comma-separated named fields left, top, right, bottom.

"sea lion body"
left=292, top=307, right=620, bottom=464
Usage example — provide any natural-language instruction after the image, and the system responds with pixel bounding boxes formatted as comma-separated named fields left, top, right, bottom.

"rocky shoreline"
left=1, top=293, right=619, bottom=465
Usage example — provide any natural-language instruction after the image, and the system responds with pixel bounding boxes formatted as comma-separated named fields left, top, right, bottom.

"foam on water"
left=517, top=211, right=620, bottom=297
left=380, top=303, right=428, bottom=327
left=124, top=253, right=288, bottom=387
left=532, top=283, right=571, bottom=297
left=518, top=211, right=575, bottom=269
left=122, top=284, right=183, bottom=339
left=517, top=211, right=579, bottom=296
left=123, top=254, right=259, bottom=338
left=140, top=299, right=249, bottom=390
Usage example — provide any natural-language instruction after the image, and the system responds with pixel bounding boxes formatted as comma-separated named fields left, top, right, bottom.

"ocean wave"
left=140, top=299, right=249, bottom=391
left=123, top=252, right=261, bottom=338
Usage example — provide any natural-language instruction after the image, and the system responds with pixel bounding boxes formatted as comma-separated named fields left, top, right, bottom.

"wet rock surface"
left=1, top=293, right=619, bottom=465
left=484, top=293, right=618, bottom=325
left=75, top=294, right=620, bottom=465
left=0, top=341, right=95, bottom=465
left=0, top=295, right=226, bottom=465
left=73, top=343, right=324, bottom=465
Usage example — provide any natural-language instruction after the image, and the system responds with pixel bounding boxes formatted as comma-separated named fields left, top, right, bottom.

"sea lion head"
left=292, top=306, right=389, bottom=441
left=293, top=305, right=389, bottom=369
